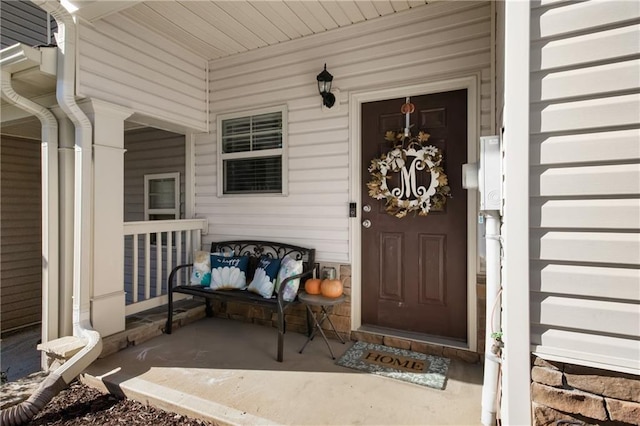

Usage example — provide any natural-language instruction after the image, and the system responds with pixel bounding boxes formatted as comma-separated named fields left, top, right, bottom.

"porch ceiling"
left=116, top=1, right=430, bottom=61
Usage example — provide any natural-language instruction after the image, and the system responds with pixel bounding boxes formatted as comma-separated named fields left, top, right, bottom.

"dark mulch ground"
left=28, top=381, right=213, bottom=425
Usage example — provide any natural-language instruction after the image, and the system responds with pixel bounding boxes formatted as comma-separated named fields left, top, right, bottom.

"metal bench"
left=166, top=240, right=315, bottom=362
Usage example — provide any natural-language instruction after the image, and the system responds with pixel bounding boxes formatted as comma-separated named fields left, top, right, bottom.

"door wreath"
left=367, top=130, right=450, bottom=218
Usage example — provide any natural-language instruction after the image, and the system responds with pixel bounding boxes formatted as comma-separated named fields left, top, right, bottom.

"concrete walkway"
left=0, top=324, right=41, bottom=382
left=84, top=317, right=483, bottom=425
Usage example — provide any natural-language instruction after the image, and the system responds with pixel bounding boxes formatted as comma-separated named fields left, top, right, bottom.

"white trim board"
left=349, top=75, right=480, bottom=352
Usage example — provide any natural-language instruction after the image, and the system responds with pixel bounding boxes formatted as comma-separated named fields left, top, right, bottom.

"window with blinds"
left=217, top=106, right=288, bottom=195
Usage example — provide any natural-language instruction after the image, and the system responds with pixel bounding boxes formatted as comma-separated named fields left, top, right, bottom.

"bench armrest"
left=168, top=263, right=194, bottom=290
left=276, top=269, right=314, bottom=306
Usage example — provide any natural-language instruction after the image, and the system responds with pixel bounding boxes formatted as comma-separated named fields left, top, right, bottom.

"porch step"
left=37, top=336, right=87, bottom=369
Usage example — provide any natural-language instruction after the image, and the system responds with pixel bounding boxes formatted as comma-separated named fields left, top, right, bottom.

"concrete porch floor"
left=83, top=315, right=484, bottom=425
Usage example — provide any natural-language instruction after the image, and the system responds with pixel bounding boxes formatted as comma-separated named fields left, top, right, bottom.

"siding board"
left=532, top=199, right=640, bottom=229
left=531, top=326, right=640, bottom=371
left=531, top=293, right=640, bottom=337
left=536, top=164, right=640, bottom=197
left=533, top=59, right=640, bottom=102
left=532, top=94, right=640, bottom=134
left=531, top=263, right=640, bottom=301
left=531, top=129, right=640, bottom=165
left=536, top=232, right=640, bottom=265
left=533, top=0, right=640, bottom=39
left=532, top=24, right=640, bottom=71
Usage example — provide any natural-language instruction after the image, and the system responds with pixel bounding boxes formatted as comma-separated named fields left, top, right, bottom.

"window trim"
left=144, top=172, right=180, bottom=221
left=216, top=105, right=288, bottom=197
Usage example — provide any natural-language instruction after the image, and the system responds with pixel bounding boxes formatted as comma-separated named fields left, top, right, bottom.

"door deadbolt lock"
left=363, top=204, right=372, bottom=213
left=362, top=219, right=372, bottom=228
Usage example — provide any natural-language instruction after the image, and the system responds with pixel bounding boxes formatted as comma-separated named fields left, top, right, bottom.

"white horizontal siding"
left=196, top=1, right=492, bottom=262
left=529, top=1, right=640, bottom=373
left=535, top=164, right=640, bottom=197
left=78, top=15, right=208, bottom=132
left=536, top=232, right=640, bottom=265
left=533, top=59, right=640, bottom=102
left=532, top=24, right=640, bottom=71
left=533, top=0, right=640, bottom=39
left=531, top=94, right=640, bottom=134
left=531, top=129, right=640, bottom=165
left=531, top=264, right=640, bottom=301
left=532, top=199, right=640, bottom=229
left=531, top=327, right=640, bottom=373
left=531, top=293, right=640, bottom=337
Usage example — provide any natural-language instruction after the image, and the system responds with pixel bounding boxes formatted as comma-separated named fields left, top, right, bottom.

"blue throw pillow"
left=247, top=256, right=282, bottom=298
left=210, top=255, right=249, bottom=290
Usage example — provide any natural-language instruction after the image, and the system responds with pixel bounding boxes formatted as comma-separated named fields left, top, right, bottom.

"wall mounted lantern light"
left=316, top=63, right=335, bottom=108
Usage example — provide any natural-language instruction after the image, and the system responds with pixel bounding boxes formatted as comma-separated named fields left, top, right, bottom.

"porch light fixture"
left=316, top=63, right=335, bottom=108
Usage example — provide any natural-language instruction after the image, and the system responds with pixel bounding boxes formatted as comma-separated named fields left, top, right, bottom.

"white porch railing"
left=123, top=219, right=207, bottom=316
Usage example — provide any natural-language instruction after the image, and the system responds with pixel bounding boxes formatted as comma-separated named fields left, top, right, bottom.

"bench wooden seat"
left=166, top=240, right=315, bottom=362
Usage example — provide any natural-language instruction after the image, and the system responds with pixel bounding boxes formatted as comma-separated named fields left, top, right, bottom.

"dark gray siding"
left=0, top=135, right=42, bottom=332
left=1, top=1, right=56, bottom=48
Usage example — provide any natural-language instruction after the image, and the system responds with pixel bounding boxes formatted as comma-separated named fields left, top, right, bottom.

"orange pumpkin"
left=304, top=278, right=322, bottom=295
left=321, top=279, right=343, bottom=298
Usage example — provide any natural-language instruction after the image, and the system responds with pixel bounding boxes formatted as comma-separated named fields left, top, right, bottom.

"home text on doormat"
left=361, top=350, right=428, bottom=373
left=336, top=341, right=450, bottom=390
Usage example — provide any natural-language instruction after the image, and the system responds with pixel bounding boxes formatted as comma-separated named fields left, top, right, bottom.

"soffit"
left=119, top=0, right=429, bottom=61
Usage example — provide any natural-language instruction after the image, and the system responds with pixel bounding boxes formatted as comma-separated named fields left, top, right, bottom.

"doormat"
left=336, top=341, right=450, bottom=390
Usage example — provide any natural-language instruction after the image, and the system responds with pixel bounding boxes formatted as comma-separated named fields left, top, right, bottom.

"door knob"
left=362, top=219, right=372, bottom=228
left=363, top=204, right=372, bottom=213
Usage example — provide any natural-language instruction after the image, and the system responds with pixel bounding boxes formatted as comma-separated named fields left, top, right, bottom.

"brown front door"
left=361, top=90, right=467, bottom=341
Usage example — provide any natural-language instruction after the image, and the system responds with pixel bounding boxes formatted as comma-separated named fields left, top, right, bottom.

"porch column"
left=80, top=99, right=133, bottom=337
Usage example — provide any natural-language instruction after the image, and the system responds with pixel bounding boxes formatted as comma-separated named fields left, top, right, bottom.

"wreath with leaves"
left=367, top=130, right=450, bottom=218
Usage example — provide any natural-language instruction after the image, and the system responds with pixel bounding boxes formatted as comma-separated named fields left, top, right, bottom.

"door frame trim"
left=349, top=74, right=480, bottom=351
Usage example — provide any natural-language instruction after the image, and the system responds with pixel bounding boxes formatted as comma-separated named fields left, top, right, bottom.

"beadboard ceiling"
left=113, top=1, right=429, bottom=61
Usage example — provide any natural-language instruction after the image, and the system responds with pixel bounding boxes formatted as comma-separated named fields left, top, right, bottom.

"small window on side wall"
left=144, top=172, right=180, bottom=244
left=217, top=105, right=288, bottom=196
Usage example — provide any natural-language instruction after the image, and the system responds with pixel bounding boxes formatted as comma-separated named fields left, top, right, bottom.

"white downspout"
left=30, top=0, right=102, bottom=384
left=481, top=211, right=502, bottom=426
left=0, top=70, right=60, bottom=355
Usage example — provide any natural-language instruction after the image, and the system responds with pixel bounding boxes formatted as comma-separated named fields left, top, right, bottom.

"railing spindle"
left=133, top=234, right=139, bottom=303
left=166, top=231, right=173, bottom=295
left=145, top=233, right=151, bottom=300
left=186, top=231, right=192, bottom=262
left=176, top=231, right=183, bottom=286
left=156, top=232, right=162, bottom=296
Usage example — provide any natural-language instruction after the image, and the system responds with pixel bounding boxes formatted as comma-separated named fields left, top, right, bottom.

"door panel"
left=419, top=234, right=446, bottom=305
left=379, top=232, right=403, bottom=301
left=361, top=90, right=468, bottom=340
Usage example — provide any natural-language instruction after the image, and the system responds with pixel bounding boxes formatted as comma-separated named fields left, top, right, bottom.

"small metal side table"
left=298, top=292, right=346, bottom=359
